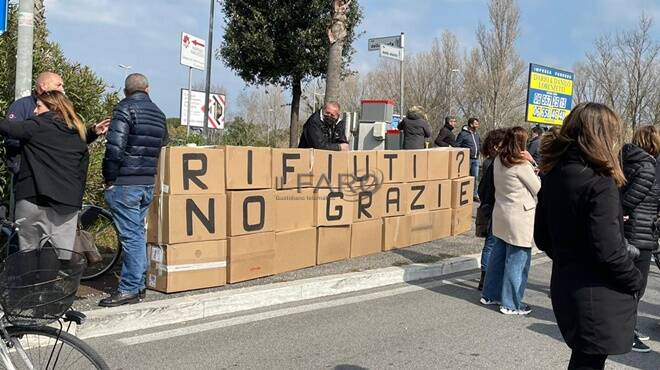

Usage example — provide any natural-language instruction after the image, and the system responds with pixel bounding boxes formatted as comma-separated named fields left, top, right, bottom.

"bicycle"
left=0, top=217, right=109, bottom=369
left=78, top=205, right=121, bottom=281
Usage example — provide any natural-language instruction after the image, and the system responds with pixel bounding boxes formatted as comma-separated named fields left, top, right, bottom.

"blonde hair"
left=406, top=106, right=427, bottom=120
left=540, top=102, right=626, bottom=186
left=632, top=125, right=660, bottom=157
left=37, top=91, right=86, bottom=141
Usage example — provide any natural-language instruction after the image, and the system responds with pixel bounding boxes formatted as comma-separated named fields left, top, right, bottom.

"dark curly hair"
left=480, top=128, right=506, bottom=159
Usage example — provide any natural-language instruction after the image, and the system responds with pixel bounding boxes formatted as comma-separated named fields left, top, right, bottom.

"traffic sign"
left=0, top=0, right=8, bottom=35
left=380, top=44, right=404, bottom=61
left=368, top=35, right=402, bottom=51
left=180, top=89, right=225, bottom=129
left=180, top=32, right=206, bottom=71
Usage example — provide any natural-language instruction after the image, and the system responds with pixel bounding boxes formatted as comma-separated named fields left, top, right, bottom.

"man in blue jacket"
left=456, top=117, right=481, bottom=201
left=99, top=73, right=168, bottom=307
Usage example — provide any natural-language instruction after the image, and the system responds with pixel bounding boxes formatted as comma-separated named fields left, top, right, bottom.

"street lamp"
left=118, top=64, right=132, bottom=90
left=449, top=68, right=460, bottom=117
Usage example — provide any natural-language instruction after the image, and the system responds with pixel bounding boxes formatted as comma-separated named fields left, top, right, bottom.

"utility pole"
left=202, top=0, right=215, bottom=140
left=399, top=32, right=405, bottom=116
left=449, top=68, right=459, bottom=117
left=14, top=0, right=34, bottom=99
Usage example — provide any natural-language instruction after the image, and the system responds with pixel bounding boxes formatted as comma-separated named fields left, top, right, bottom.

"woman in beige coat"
left=480, top=126, right=541, bottom=315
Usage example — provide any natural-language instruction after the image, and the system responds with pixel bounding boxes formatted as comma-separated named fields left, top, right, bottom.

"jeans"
left=481, top=237, right=532, bottom=310
left=105, top=185, right=154, bottom=294
left=480, top=232, right=497, bottom=273
left=470, top=159, right=479, bottom=195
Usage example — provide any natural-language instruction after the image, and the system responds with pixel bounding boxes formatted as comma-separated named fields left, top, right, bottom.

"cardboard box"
left=272, top=148, right=313, bottom=190
left=451, top=177, right=475, bottom=209
left=404, top=150, right=429, bottom=182
left=427, top=149, right=450, bottom=180
left=452, top=205, right=473, bottom=236
left=352, top=187, right=385, bottom=223
left=147, top=194, right=227, bottom=244
left=314, top=188, right=354, bottom=226
left=317, top=226, right=351, bottom=265
left=406, top=182, right=431, bottom=214
left=155, top=146, right=225, bottom=195
left=227, top=232, right=275, bottom=283
left=377, top=150, right=405, bottom=184
left=448, top=148, right=470, bottom=179
left=147, top=241, right=227, bottom=293
left=427, top=180, right=452, bottom=210
left=350, top=219, right=383, bottom=258
left=275, top=188, right=315, bottom=232
left=312, top=149, right=349, bottom=189
left=225, top=146, right=272, bottom=190
left=227, top=190, right=276, bottom=236
left=431, top=209, right=452, bottom=241
left=380, top=183, right=408, bottom=217
left=274, top=228, right=316, bottom=274
left=410, top=213, right=433, bottom=245
left=382, top=215, right=412, bottom=251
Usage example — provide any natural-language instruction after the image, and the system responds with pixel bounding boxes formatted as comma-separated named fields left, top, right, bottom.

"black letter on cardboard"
left=186, top=198, right=215, bottom=236
left=384, top=154, right=397, bottom=181
left=282, top=153, right=299, bottom=186
left=386, top=188, right=401, bottom=213
left=358, top=191, right=373, bottom=219
left=326, top=191, right=343, bottom=221
left=243, top=196, right=265, bottom=231
left=411, top=185, right=426, bottom=211
left=182, top=153, right=208, bottom=190
left=247, top=150, right=253, bottom=185
left=460, top=181, right=469, bottom=206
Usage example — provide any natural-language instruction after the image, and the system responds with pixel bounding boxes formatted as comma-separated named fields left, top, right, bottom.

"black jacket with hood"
left=398, top=112, right=431, bottom=149
left=621, top=143, right=659, bottom=251
left=298, top=111, right=348, bottom=151
left=434, top=123, right=456, bottom=147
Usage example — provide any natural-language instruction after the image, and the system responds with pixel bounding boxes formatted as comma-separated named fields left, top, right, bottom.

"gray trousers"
left=15, top=200, right=78, bottom=253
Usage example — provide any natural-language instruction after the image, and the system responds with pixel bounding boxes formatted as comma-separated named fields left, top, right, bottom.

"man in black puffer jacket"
left=620, top=142, right=658, bottom=351
left=100, top=73, right=168, bottom=307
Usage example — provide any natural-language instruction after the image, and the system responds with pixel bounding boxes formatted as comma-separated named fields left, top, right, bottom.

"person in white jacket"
left=480, top=126, right=541, bottom=315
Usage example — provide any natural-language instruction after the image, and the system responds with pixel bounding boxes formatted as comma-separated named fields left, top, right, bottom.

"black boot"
left=478, top=271, right=486, bottom=291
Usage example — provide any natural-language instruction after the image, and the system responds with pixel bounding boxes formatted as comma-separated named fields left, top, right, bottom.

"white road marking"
left=118, top=258, right=550, bottom=346
left=118, top=278, right=468, bottom=346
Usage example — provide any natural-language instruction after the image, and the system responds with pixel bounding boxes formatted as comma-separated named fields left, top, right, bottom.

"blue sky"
left=43, top=0, right=660, bottom=117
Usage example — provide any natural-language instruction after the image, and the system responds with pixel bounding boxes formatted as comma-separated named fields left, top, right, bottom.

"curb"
left=77, top=251, right=526, bottom=339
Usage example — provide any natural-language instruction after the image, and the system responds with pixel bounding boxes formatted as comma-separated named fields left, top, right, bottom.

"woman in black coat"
left=397, top=106, right=432, bottom=150
left=622, top=126, right=660, bottom=351
left=0, top=91, right=107, bottom=253
left=534, top=103, right=642, bottom=370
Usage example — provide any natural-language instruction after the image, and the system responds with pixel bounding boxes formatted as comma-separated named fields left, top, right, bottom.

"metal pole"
left=202, top=0, right=215, bottom=140
left=186, top=67, right=192, bottom=140
left=399, top=32, right=405, bottom=116
left=449, top=73, right=453, bottom=117
left=14, top=0, right=34, bottom=99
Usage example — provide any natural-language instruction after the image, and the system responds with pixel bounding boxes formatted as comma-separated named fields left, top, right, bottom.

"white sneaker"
left=480, top=297, right=500, bottom=305
left=499, top=306, right=532, bottom=315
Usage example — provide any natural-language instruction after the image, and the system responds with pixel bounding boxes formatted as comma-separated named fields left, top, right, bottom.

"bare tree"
left=474, top=0, right=526, bottom=128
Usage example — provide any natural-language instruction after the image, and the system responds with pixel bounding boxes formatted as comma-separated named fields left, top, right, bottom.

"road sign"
left=525, top=63, right=574, bottom=126
left=180, top=89, right=225, bottom=129
left=180, top=32, right=206, bottom=71
left=368, top=35, right=402, bottom=51
left=380, top=44, right=404, bottom=61
left=0, top=0, right=8, bottom=34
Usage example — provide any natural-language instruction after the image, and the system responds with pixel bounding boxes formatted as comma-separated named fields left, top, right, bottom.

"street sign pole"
left=399, top=32, right=405, bottom=117
left=202, top=0, right=215, bottom=141
left=186, top=66, right=192, bottom=140
left=15, top=0, right=34, bottom=100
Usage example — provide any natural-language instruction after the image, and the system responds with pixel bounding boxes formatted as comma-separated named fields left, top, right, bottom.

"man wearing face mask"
left=298, top=101, right=349, bottom=151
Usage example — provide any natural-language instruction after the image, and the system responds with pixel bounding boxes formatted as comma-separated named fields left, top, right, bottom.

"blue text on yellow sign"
left=525, top=63, right=574, bottom=126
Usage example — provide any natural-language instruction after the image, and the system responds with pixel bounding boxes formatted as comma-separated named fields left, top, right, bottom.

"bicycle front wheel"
left=5, top=325, right=109, bottom=370
left=79, top=205, right=122, bottom=281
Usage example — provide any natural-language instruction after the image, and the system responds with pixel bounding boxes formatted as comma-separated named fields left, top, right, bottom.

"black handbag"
left=475, top=204, right=491, bottom=238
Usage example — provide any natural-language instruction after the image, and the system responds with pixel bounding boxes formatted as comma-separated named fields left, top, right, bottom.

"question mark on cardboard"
left=456, top=151, right=465, bottom=177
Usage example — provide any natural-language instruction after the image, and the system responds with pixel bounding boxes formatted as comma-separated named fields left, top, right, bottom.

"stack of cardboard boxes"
left=146, top=146, right=475, bottom=293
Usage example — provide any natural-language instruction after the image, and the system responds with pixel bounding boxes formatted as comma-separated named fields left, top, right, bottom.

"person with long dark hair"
left=0, top=90, right=107, bottom=252
left=475, top=128, right=506, bottom=290
left=480, top=127, right=540, bottom=315
left=534, top=103, right=642, bottom=369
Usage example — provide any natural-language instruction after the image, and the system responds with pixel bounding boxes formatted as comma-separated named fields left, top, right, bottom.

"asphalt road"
left=85, top=259, right=660, bottom=370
